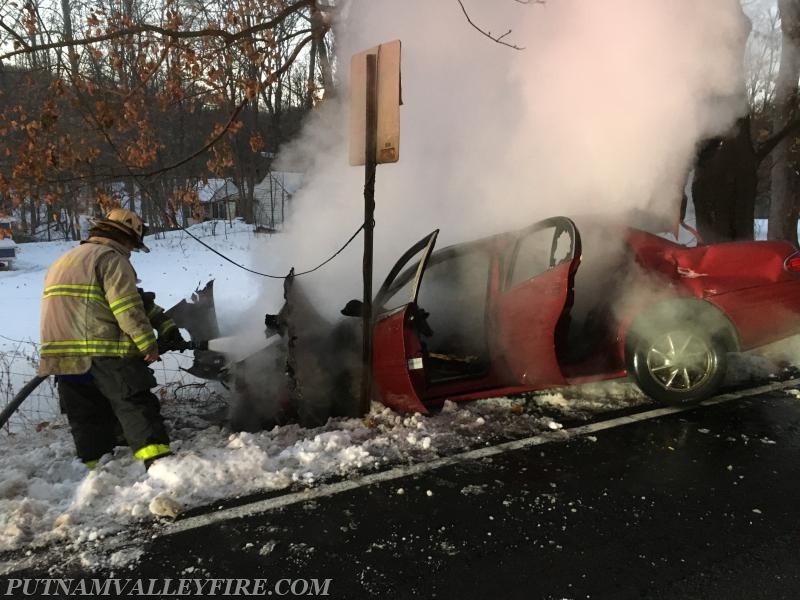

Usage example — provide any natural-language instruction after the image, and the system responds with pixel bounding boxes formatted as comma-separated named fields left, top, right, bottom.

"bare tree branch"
left=0, top=0, right=315, bottom=62
left=12, top=29, right=315, bottom=189
left=132, top=33, right=314, bottom=180
left=456, top=0, right=524, bottom=49
left=756, top=117, right=800, bottom=163
left=0, top=19, right=32, bottom=53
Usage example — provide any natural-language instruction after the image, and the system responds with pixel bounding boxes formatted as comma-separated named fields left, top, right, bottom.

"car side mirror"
left=341, top=299, right=364, bottom=317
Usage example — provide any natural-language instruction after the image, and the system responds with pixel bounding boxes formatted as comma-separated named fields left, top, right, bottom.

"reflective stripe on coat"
left=38, top=237, right=157, bottom=375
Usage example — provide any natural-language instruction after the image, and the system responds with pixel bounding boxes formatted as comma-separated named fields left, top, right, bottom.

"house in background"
left=252, top=170, right=305, bottom=231
left=0, top=217, right=17, bottom=269
left=105, top=179, right=239, bottom=227
left=197, top=179, right=239, bottom=221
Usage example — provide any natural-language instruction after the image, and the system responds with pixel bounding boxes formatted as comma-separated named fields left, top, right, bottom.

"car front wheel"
left=627, top=324, right=729, bottom=405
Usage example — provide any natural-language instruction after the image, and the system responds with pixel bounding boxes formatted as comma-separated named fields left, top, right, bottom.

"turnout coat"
left=38, top=237, right=157, bottom=376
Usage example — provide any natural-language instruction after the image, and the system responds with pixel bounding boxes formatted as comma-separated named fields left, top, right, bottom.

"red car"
left=358, top=216, right=800, bottom=414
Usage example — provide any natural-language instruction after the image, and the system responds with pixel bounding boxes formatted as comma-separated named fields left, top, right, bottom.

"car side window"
left=507, top=226, right=557, bottom=288
left=376, top=231, right=439, bottom=312
left=381, top=264, right=419, bottom=311
left=416, top=246, right=491, bottom=358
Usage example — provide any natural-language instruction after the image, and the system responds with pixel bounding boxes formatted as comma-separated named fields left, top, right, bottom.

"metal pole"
left=360, top=53, right=378, bottom=415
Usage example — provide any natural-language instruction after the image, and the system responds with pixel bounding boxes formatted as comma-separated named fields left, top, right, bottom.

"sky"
left=0, top=222, right=791, bottom=574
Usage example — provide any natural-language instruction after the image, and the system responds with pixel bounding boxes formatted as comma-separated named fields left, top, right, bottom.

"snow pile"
left=0, top=220, right=793, bottom=572
left=0, top=392, right=636, bottom=564
left=0, top=223, right=596, bottom=569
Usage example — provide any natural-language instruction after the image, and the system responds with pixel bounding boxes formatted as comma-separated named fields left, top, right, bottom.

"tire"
left=626, top=307, right=733, bottom=405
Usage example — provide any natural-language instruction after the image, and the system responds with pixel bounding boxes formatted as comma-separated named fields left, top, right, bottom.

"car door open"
left=371, top=231, right=439, bottom=414
left=495, top=217, right=581, bottom=387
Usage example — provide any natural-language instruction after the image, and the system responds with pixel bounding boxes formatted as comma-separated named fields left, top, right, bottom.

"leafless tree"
left=0, top=0, right=337, bottom=234
left=768, top=0, right=800, bottom=244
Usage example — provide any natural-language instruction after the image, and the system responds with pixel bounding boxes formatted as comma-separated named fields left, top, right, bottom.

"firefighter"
left=38, top=208, right=175, bottom=471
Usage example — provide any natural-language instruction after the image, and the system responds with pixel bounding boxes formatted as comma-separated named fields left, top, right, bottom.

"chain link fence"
left=0, top=336, right=228, bottom=434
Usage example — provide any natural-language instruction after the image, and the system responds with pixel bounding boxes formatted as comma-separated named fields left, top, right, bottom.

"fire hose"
left=0, top=340, right=212, bottom=430
left=0, top=375, right=47, bottom=430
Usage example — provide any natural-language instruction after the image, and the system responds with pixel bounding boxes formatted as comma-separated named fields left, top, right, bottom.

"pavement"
left=5, top=382, right=800, bottom=599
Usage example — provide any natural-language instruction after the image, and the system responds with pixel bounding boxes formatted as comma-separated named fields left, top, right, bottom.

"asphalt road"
left=6, top=385, right=800, bottom=599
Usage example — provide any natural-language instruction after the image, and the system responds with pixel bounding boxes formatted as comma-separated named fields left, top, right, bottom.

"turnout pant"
left=58, top=357, right=170, bottom=464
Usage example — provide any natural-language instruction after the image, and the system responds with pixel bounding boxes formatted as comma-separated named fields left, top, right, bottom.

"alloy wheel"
left=644, top=330, right=715, bottom=393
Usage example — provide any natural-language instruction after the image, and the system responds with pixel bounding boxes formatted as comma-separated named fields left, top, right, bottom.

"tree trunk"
left=316, top=31, right=335, bottom=100
left=60, top=0, right=81, bottom=77
left=768, top=0, right=800, bottom=246
left=689, top=1, right=753, bottom=243
left=306, top=35, right=318, bottom=110
left=125, top=178, right=136, bottom=213
left=29, top=198, right=39, bottom=238
left=692, top=118, right=758, bottom=243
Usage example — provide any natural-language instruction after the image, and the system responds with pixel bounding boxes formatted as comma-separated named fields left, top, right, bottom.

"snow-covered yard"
left=0, top=220, right=792, bottom=573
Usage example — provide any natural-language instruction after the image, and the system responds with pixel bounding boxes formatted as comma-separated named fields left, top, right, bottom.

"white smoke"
left=255, top=0, right=750, bottom=317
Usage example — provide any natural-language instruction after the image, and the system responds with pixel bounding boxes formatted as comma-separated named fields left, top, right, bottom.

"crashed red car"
left=178, top=215, right=800, bottom=422
left=354, top=215, right=800, bottom=414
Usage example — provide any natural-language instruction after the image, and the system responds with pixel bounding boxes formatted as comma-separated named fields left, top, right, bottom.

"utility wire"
left=172, top=221, right=365, bottom=279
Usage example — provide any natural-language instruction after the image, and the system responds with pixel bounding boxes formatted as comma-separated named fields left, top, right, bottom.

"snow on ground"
left=0, top=220, right=794, bottom=572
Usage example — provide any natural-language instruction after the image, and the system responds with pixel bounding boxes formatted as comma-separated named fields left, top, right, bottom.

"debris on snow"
left=148, top=494, right=183, bottom=519
left=259, top=540, right=278, bottom=556
left=460, top=484, right=488, bottom=496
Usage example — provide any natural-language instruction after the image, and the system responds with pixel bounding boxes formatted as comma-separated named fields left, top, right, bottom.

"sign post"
left=360, top=53, right=378, bottom=416
left=350, top=40, right=401, bottom=415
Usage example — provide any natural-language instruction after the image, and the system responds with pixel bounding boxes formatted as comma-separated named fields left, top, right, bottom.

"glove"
left=138, top=288, right=156, bottom=311
left=157, top=328, right=190, bottom=353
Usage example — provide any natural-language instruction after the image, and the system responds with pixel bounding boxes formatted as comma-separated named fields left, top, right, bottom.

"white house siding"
left=252, top=171, right=304, bottom=230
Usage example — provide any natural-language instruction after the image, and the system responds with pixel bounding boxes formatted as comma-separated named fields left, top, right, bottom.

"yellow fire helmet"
left=93, top=208, right=150, bottom=252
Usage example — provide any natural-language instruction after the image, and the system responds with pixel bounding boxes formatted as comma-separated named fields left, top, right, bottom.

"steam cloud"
left=263, top=0, right=750, bottom=315
left=225, top=0, right=752, bottom=425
